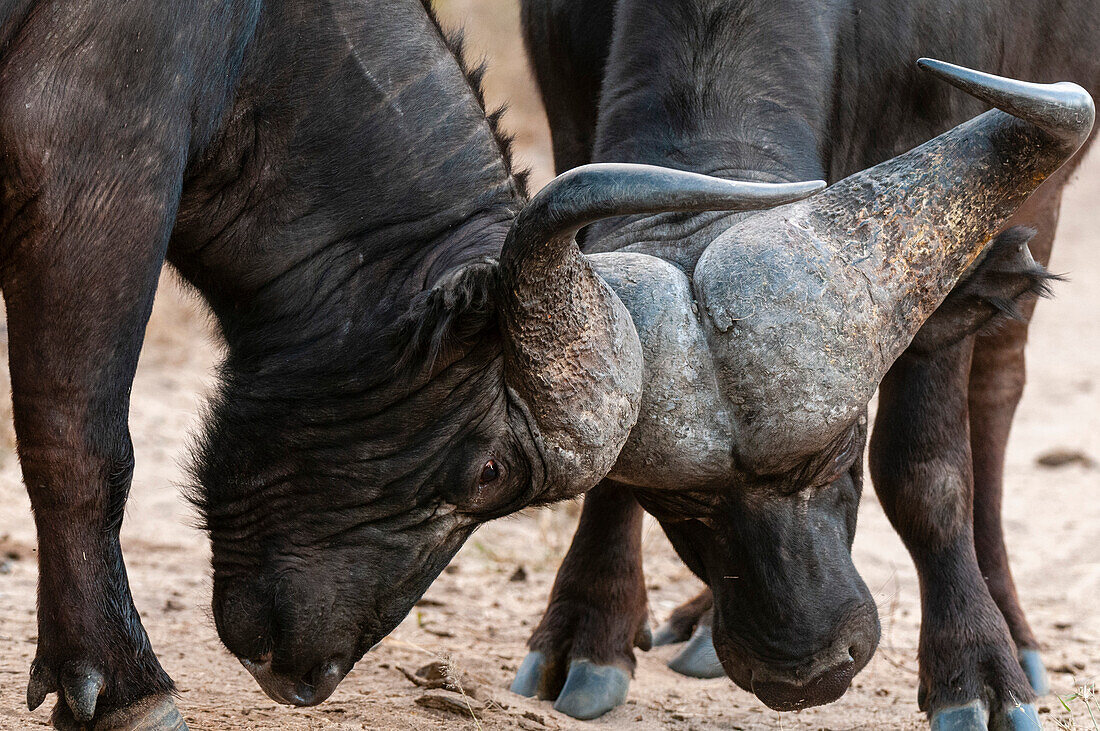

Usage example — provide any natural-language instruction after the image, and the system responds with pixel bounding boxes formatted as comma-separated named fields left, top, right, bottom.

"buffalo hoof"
left=509, top=651, right=547, bottom=698
left=666, top=624, right=724, bottom=679
left=553, top=660, right=630, bottom=720
left=1017, top=649, right=1050, bottom=696
left=995, top=703, right=1041, bottom=730
left=929, top=700, right=1041, bottom=731
left=651, top=620, right=687, bottom=647
left=510, top=652, right=630, bottom=720
left=930, top=700, right=990, bottom=731
left=51, top=693, right=187, bottom=731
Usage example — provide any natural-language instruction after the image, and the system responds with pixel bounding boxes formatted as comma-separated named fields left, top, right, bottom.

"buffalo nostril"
left=303, top=661, right=344, bottom=705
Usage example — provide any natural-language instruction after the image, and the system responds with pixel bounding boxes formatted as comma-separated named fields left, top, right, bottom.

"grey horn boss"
left=692, top=60, right=1095, bottom=466
left=500, top=164, right=824, bottom=497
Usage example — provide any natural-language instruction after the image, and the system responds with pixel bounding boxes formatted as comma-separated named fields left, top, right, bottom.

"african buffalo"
left=0, top=0, right=819, bottom=727
left=514, top=0, right=1098, bottom=727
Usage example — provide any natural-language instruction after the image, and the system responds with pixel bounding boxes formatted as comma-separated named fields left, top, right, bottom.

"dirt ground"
left=1, top=2, right=1098, bottom=729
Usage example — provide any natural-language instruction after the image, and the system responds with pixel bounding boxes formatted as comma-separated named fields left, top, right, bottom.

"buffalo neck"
left=169, top=0, right=522, bottom=382
left=583, top=0, right=842, bottom=255
left=594, top=0, right=844, bottom=180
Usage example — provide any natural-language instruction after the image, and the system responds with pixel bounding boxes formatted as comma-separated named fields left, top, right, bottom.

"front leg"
left=510, top=480, right=650, bottom=720
left=870, top=340, right=1037, bottom=730
left=7, top=216, right=188, bottom=730
left=9, top=238, right=188, bottom=731
left=1, top=20, right=193, bottom=726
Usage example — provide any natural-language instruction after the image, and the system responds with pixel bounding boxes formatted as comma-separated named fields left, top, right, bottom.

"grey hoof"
left=1018, top=649, right=1050, bottom=696
left=651, top=621, right=683, bottom=647
left=930, top=700, right=990, bottom=731
left=992, top=703, right=1040, bottom=731
left=667, top=624, right=724, bottom=679
left=552, top=659, right=630, bottom=721
left=509, top=652, right=546, bottom=698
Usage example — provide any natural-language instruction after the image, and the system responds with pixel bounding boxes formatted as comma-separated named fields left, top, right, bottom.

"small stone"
left=522, top=710, right=549, bottom=726
left=401, top=659, right=483, bottom=700
left=1036, top=449, right=1096, bottom=468
left=421, top=625, right=455, bottom=638
left=416, top=660, right=450, bottom=684
left=1050, top=661, right=1087, bottom=673
left=0, top=559, right=13, bottom=574
left=509, top=566, right=528, bottom=582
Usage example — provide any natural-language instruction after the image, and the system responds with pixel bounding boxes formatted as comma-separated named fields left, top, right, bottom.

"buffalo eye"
left=479, top=459, right=502, bottom=486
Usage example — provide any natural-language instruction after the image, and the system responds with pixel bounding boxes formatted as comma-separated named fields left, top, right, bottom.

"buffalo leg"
left=968, top=189, right=1061, bottom=697
left=870, top=340, right=1038, bottom=730
left=520, top=0, right=616, bottom=173
left=6, top=240, right=187, bottom=730
left=5, top=230, right=187, bottom=729
left=5, top=224, right=187, bottom=730
left=0, top=25, right=191, bottom=724
left=652, top=589, right=724, bottom=679
left=510, top=480, right=650, bottom=720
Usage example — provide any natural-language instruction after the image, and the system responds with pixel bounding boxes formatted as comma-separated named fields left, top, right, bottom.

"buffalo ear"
left=392, top=260, right=500, bottom=377
left=908, top=227, right=1058, bottom=354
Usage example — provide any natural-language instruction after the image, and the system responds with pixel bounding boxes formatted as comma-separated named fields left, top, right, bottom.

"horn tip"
left=916, top=57, right=977, bottom=85
left=916, top=56, right=1095, bottom=143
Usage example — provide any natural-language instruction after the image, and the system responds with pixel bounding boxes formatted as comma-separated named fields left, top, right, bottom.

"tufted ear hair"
left=392, top=260, right=500, bottom=379
left=908, top=227, right=1060, bottom=354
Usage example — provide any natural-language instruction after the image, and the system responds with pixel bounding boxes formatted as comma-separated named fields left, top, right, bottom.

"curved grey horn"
left=694, top=59, right=1095, bottom=464
left=918, top=58, right=1094, bottom=147
left=498, top=164, right=824, bottom=499
left=503, top=163, right=824, bottom=263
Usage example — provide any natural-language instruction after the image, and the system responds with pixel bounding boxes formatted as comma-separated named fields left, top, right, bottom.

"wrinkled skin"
left=204, top=346, right=544, bottom=703
left=517, top=0, right=1100, bottom=723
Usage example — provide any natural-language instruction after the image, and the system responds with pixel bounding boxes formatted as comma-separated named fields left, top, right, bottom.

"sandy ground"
left=1, top=2, right=1099, bottom=729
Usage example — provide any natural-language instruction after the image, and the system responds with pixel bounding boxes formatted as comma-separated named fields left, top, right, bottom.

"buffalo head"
left=193, top=162, right=820, bottom=705
left=601, top=60, right=1094, bottom=710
